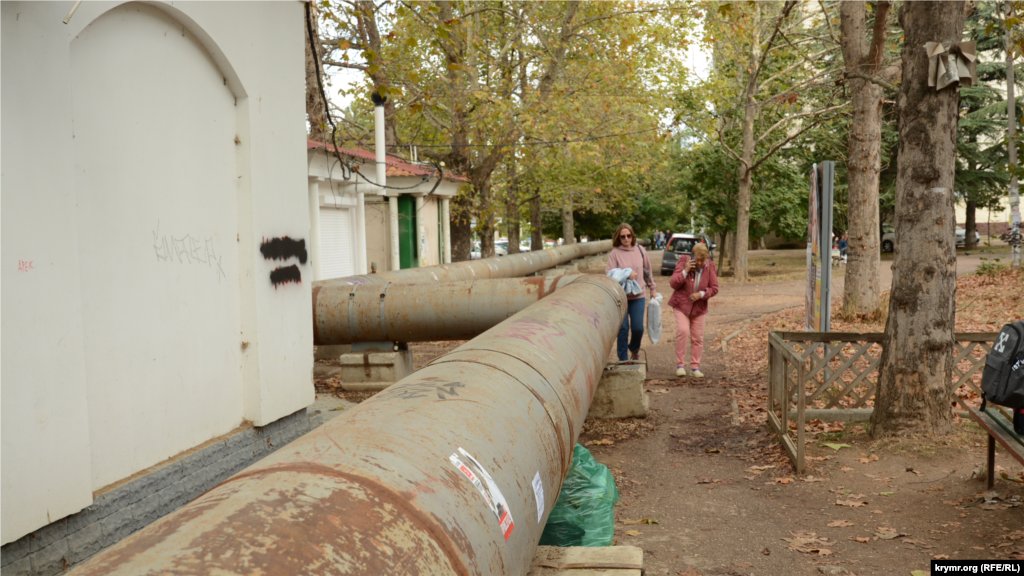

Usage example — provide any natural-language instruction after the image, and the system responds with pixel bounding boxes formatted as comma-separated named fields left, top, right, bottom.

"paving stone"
left=179, top=450, right=206, bottom=477
left=66, top=522, right=105, bottom=565
left=223, top=428, right=255, bottom=455
left=28, top=519, right=66, bottom=553
left=1, top=534, right=32, bottom=567
left=128, top=460, right=183, bottom=503
left=99, top=507, right=134, bottom=548
left=91, top=482, right=136, bottom=518
left=30, top=539, right=69, bottom=576
left=3, top=555, right=32, bottom=576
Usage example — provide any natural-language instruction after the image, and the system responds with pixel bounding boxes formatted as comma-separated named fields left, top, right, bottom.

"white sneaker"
left=676, top=366, right=686, bottom=377
left=690, top=369, right=705, bottom=379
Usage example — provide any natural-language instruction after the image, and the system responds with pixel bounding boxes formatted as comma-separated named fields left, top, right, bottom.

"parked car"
left=881, top=224, right=980, bottom=253
left=881, top=224, right=895, bottom=253
left=955, top=226, right=981, bottom=247
left=493, top=241, right=509, bottom=256
left=660, top=233, right=715, bottom=276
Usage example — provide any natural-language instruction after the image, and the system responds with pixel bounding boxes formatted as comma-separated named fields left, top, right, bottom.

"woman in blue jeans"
left=606, top=223, right=657, bottom=361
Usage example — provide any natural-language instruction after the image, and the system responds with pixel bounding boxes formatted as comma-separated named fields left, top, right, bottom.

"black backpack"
left=980, top=321, right=1024, bottom=413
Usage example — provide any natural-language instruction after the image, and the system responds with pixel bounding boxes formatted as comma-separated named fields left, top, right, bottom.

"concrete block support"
left=338, top=350, right=414, bottom=390
left=587, top=363, right=649, bottom=419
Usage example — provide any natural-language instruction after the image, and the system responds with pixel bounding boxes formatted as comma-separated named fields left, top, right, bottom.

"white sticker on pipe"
left=532, top=472, right=544, bottom=523
left=450, top=447, right=515, bottom=541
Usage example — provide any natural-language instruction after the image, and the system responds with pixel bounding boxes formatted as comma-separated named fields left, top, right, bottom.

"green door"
left=398, top=195, right=418, bottom=269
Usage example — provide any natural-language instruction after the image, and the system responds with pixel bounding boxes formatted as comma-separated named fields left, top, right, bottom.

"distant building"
left=306, top=140, right=467, bottom=278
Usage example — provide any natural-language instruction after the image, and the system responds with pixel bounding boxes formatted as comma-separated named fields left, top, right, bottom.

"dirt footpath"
left=582, top=251, right=1023, bottom=576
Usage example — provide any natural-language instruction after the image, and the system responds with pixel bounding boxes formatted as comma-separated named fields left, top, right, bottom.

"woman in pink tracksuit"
left=668, top=242, right=718, bottom=378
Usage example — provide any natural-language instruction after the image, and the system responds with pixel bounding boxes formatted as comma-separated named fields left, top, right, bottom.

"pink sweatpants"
left=673, top=310, right=707, bottom=369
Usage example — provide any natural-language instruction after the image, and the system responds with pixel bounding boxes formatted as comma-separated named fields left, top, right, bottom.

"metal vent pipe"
left=315, top=239, right=612, bottom=288
left=69, top=275, right=626, bottom=576
left=313, top=275, right=589, bottom=345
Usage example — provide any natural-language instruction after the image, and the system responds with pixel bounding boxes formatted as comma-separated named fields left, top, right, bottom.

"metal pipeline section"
left=314, top=275, right=592, bottom=345
left=69, top=275, right=627, bottom=576
left=315, top=239, right=612, bottom=288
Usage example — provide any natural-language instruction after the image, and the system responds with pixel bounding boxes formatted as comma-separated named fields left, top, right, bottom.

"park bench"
left=965, top=405, right=1024, bottom=489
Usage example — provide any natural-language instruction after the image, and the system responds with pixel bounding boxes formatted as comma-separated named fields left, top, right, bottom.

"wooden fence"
left=767, top=331, right=998, bottom=473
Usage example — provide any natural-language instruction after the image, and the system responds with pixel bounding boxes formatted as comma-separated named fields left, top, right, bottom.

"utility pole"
left=1007, top=1, right=1021, bottom=269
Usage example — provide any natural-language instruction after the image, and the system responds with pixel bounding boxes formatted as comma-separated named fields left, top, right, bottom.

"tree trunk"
left=506, top=164, right=520, bottom=255
left=726, top=230, right=737, bottom=272
left=450, top=194, right=473, bottom=262
left=718, top=231, right=728, bottom=269
left=1007, top=1, right=1022, bottom=269
left=870, top=0, right=965, bottom=438
left=965, top=200, right=977, bottom=249
left=733, top=3, right=760, bottom=283
left=842, top=81, right=884, bottom=316
left=531, top=193, right=543, bottom=251
left=479, top=181, right=495, bottom=257
left=305, top=3, right=328, bottom=144
left=735, top=162, right=753, bottom=281
left=561, top=194, right=575, bottom=244
left=840, top=1, right=888, bottom=316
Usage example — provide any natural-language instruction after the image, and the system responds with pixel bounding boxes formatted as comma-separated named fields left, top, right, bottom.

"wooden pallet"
left=527, top=546, right=644, bottom=576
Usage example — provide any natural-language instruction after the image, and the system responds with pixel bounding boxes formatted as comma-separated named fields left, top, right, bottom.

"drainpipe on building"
left=308, top=177, right=323, bottom=281
left=373, top=93, right=400, bottom=271
left=442, top=197, right=452, bottom=264
left=355, top=179, right=367, bottom=274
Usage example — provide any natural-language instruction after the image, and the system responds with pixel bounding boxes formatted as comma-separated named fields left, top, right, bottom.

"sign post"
left=806, top=162, right=834, bottom=333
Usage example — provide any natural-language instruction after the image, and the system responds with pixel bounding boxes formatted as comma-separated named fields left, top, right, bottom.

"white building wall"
left=1, top=1, right=312, bottom=544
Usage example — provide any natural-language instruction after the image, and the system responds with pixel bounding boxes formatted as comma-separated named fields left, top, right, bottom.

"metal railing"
left=767, top=331, right=998, bottom=473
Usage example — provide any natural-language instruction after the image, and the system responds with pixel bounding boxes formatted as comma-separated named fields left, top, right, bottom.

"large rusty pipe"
left=313, top=275, right=589, bottom=345
left=70, top=275, right=627, bottom=576
left=315, top=239, right=612, bottom=288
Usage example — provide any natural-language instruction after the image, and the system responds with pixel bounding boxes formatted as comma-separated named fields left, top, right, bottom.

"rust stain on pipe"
left=69, top=276, right=626, bottom=576
left=313, top=275, right=587, bottom=346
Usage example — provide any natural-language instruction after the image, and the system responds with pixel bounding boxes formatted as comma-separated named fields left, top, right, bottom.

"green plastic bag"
left=539, top=444, right=620, bottom=547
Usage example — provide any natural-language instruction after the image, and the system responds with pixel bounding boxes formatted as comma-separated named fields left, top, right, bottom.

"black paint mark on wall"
left=260, top=237, right=307, bottom=264
left=270, top=265, right=302, bottom=287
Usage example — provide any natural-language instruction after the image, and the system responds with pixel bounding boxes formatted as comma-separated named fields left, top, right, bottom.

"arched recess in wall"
left=69, top=1, right=249, bottom=491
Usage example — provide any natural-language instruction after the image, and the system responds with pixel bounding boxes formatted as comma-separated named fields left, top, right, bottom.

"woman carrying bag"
left=668, top=243, right=718, bottom=378
left=606, top=224, right=657, bottom=362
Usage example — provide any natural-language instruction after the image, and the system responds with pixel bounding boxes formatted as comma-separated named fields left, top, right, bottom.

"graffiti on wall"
left=260, top=236, right=306, bottom=288
left=153, top=222, right=227, bottom=281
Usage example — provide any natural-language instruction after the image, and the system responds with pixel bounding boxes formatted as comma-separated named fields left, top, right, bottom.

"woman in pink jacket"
left=668, top=242, right=718, bottom=378
left=605, top=223, right=657, bottom=361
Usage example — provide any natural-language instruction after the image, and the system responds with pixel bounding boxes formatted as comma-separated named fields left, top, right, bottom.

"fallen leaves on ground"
left=874, top=528, right=906, bottom=540
left=623, top=529, right=643, bottom=536
left=621, top=518, right=659, bottom=525
left=822, top=443, right=853, bottom=451
left=782, top=532, right=834, bottom=555
left=590, top=438, right=615, bottom=446
left=676, top=568, right=702, bottom=576
left=836, top=499, right=869, bottom=507
left=827, top=520, right=855, bottom=527
left=581, top=415, right=658, bottom=444
left=857, top=454, right=879, bottom=464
